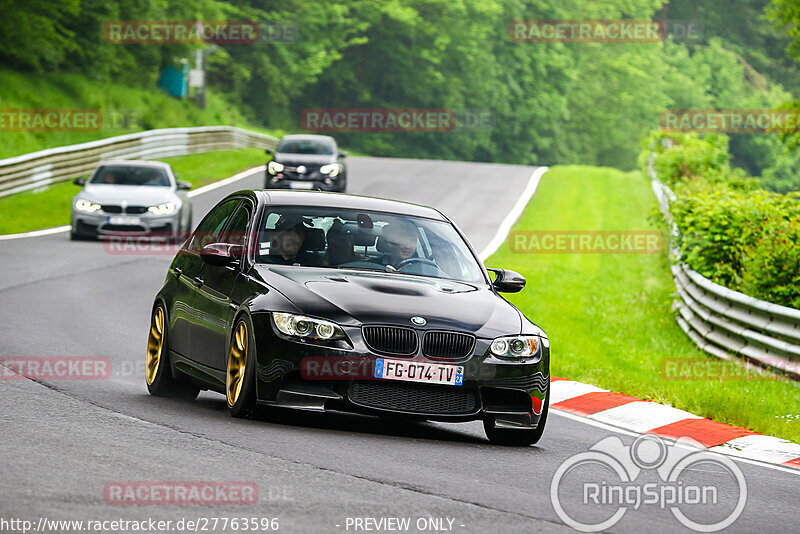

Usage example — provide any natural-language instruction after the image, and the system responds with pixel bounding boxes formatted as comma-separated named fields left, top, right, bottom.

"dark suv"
left=265, top=134, right=348, bottom=192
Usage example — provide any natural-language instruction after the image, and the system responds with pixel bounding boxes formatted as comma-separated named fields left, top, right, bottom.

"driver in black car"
left=380, top=222, right=418, bottom=270
left=269, top=224, right=308, bottom=265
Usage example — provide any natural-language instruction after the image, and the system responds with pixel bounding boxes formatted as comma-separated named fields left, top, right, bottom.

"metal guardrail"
left=0, top=126, right=278, bottom=198
left=649, top=154, right=800, bottom=379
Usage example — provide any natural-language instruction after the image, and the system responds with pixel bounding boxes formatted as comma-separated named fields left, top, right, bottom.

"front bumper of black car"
left=250, top=314, right=550, bottom=428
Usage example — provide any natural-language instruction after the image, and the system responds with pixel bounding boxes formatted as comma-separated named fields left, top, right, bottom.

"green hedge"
left=645, top=131, right=800, bottom=308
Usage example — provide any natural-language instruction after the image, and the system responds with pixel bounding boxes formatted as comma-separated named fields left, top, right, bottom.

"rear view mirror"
left=339, top=150, right=348, bottom=158
left=74, top=177, right=86, bottom=186
left=487, top=268, right=526, bottom=293
left=200, top=243, right=244, bottom=266
left=265, top=148, right=274, bottom=155
left=177, top=181, right=192, bottom=190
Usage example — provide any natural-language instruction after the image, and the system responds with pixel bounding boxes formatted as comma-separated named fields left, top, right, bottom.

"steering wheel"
left=393, top=257, right=439, bottom=271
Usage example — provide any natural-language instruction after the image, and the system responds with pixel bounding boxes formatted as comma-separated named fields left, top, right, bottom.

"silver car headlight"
left=272, top=312, right=345, bottom=341
left=320, top=163, right=340, bottom=177
left=75, top=199, right=102, bottom=213
left=148, top=202, right=176, bottom=215
left=489, top=335, right=540, bottom=359
left=268, top=161, right=284, bottom=175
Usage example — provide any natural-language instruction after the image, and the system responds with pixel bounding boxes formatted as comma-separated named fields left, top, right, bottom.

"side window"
left=221, top=203, right=252, bottom=247
left=188, top=199, right=240, bottom=251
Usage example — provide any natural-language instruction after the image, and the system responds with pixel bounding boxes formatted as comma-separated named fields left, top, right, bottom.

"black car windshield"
left=89, top=166, right=171, bottom=186
left=276, top=139, right=334, bottom=155
left=256, top=207, right=485, bottom=283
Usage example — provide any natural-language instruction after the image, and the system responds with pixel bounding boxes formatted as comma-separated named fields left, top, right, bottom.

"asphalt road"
left=0, top=157, right=797, bottom=534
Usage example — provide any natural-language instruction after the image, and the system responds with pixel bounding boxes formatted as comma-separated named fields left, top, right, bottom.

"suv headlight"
left=148, top=202, right=176, bottom=215
left=75, top=199, right=101, bottom=213
left=268, top=161, right=284, bottom=175
left=272, top=312, right=345, bottom=341
left=320, top=164, right=340, bottom=177
left=489, top=335, right=540, bottom=359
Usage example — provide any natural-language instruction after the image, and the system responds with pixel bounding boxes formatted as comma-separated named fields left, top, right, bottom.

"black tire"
left=227, top=315, right=258, bottom=418
left=483, top=393, right=549, bottom=446
left=146, top=303, right=200, bottom=399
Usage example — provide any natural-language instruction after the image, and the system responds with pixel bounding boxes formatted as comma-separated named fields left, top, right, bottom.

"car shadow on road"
left=173, top=393, right=492, bottom=446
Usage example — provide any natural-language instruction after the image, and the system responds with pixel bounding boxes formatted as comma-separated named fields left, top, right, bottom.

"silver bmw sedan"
left=70, top=160, right=192, bottom=240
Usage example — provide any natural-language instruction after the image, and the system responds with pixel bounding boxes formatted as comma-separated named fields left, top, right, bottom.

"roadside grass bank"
left=0, top=148, right=266, bottom=235
left=486, top=165, right=800, bottom=443
left=0, top=69, right=285, bottom=158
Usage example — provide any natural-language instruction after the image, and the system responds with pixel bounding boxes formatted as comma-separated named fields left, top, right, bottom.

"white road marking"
left=588, top=401, right=702, bottom=432
left=549, top=380, right=607, bottom=404
left=551, top=410, right=800, bottom=476
left=479, top=165, right=549, bottom=261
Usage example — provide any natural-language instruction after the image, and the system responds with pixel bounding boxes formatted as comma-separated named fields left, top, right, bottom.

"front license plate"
left=288, top=181, right=315, bottom=190
left=108, top=216, right=141, bottom=225
left=374, top=358, right=464, bottom=386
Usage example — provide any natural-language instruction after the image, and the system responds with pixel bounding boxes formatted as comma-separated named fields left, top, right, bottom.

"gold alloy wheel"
left=146, top=306, right=165, bottom=385
left=227, top=321, right=248, bottom=406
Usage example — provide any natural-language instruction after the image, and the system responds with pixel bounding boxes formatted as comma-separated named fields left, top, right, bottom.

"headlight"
left=489, top=335, right=540, bottom=359
left=75, top=199, right=101, bottom=213
left=268, top=161, right=284, bottom=175
left=320, top=163, right=340, bottom=177
left=148, top=202, right=176, bottom=215
left=272, top=312, right=345, bottom=341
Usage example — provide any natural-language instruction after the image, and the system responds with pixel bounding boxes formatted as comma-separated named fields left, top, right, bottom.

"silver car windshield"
left=255, top=207, right=484, bottom=283
left=89, top=166, right=171, bottom=187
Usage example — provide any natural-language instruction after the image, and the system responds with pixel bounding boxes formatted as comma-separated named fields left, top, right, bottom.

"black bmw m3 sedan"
left=146, top=189, right=550, bottom=445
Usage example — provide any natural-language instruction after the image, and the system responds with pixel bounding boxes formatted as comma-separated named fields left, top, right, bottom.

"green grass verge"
left=487, top=164, right=800, bottom=443
left=0, top=69, right=285, bottom=159
left=0, top=148, right=266, bottom=235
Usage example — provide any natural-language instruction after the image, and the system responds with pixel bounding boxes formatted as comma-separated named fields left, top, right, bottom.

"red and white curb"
left=550, top=377, right=800, bottom=471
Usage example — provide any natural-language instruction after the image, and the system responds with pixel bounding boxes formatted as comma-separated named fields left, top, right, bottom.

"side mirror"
left=487, top=268, right=526, bottom=293
left=265, top=147, right=274, bottom=155
left=74, top=177, right=86, bottom=186
left=200, top=243, right=244, bottom=266
left=339, top=150, right=348, bottom=158
left=177, top=181, right=192, bottom=191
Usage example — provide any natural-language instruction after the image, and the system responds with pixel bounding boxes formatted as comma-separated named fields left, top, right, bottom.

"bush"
left=645, top=130, right=800, bottom=308
left=641, top=131, right=731, bottom=187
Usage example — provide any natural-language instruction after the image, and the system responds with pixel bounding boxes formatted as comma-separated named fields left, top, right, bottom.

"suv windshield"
left=276, top=139, right=334, bottom=155
left=89, top=166, right=171, bottom=187
left=256, top=207, right=484, bottom=283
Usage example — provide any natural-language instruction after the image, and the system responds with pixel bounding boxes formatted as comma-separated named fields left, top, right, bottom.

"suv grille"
left=349, top=381, right=478, bottom=415
left=362, top=326, right=417, bottom=356
left=423, top=331, right=475, bottom=359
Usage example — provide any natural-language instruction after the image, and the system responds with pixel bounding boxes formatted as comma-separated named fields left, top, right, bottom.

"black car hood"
left=273, top=153, right=337, bottom=166
left=251, top=265, right=522, bottom=338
